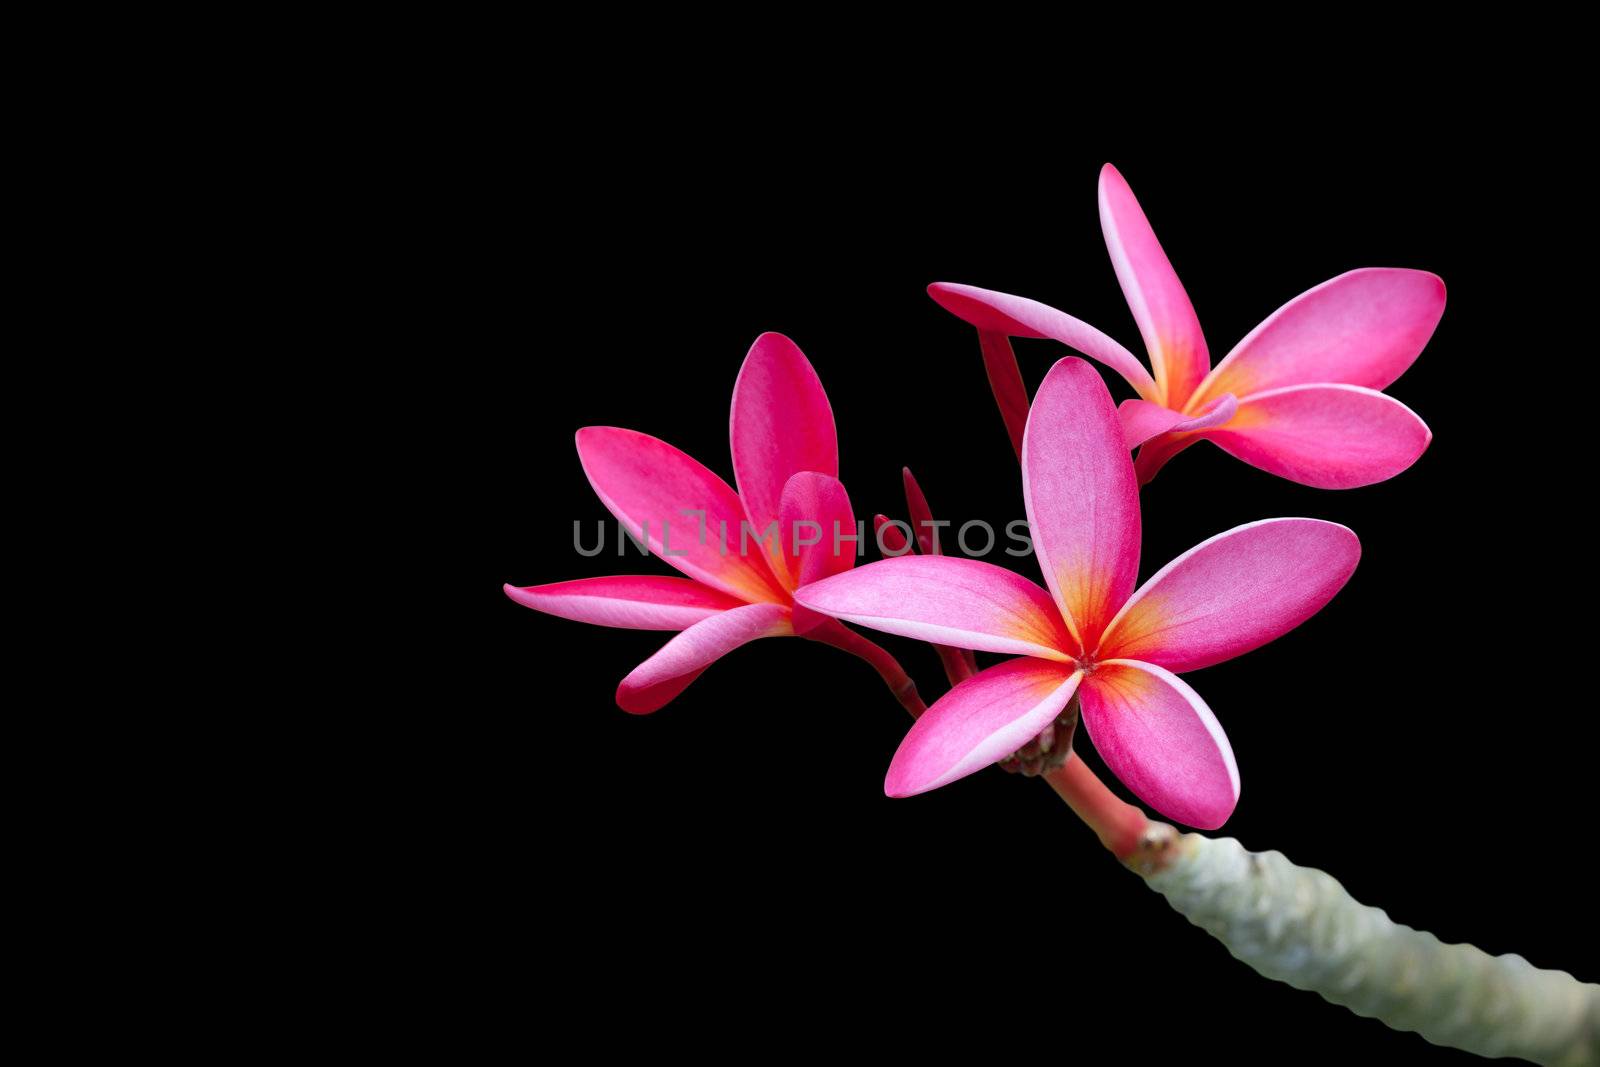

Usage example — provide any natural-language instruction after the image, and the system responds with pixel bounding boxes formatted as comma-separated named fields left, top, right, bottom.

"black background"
left=448, top=132, right=1594, bottom=1059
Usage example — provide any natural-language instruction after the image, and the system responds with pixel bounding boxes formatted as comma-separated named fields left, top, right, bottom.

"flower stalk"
left=1043, top=748, right=1151, bottom=860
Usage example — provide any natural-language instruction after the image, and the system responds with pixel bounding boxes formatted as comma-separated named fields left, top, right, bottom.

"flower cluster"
left=505, top=165, right=1444, bottom=832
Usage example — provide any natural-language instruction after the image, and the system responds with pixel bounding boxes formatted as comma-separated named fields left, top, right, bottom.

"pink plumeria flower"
left=930, top=163, right=1445, bottom=488
left=504, top=333, right=869, bottom=713
left=796, top=358, right=1360, bottom=828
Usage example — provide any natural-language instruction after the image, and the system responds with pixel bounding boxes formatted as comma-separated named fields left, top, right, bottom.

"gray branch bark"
left=1142, top=833, right=1599, bottom=1065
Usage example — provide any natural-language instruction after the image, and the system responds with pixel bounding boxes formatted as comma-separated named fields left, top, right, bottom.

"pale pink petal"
left=779, top=472, right=858, bottom=634
left=1099, top=164, right=1210, bottom=409
left=1208, top=384, right=1432, bottom=489
left=1175, top=393, right=1237, bottom=432
left=577, top=426, right=786, bottom=603
left=1079, top=660, right=1239, bottom=829
left=794, top=556, right=1075, bottom=661
left=1119, top=394, right=1238, bottom=449
left=616, top=602, right=793, bottom=714
left=503, top=576, right=745, bottom=631
left=1197, top=268, right=1446, bottom=405
left=869, top=508, right=977, bottom=680
left=1097, top=519, right=1359, bottom=671
left=1022, top=358, right=1141, bottom=650
left=1119, top=400, right=1187, bottom=449
left=885, top=659, right=1081, bottom=796
left=928, top=282, right=1160, bottom=401
left=730, top=332, right=838, bottom=586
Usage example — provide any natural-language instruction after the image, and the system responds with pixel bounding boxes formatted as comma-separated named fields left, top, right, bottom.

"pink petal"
left=927, top=282, right=1160, bottom=401
left=616, top=602, right=793, bottom=714
left=1079, top=660, right=1239, bottom=829
left=1208, top=384, right=1432, bottom=489
left=1119, top=393, right=1238, bottom=449
left=1097, top=519, right=1359, bottom=672
left=780, top=472, right=858, bottom=634
left=1119, top=400, right=1185, bottom=449
left=885, top=658, right=1081, bottom=796
left=794, top=556, right=1075, bottom=661
left=781, top=473, right=858, bottom=585
left=1099, top=164, right=1210, bottom=409
left=1197, top=268, right=1446, bottom=405
left=576, top=426, right=786, bottom=604
left=1022, top=358, right=1141, bottom=650
left=730, top=333, right=838, bottom=586
left=503, top=576, right=745, bottom=631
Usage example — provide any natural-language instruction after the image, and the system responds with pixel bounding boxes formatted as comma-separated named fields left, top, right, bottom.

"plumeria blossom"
left=504, top=333, right=885, bottom=714
left=796, top=358, right=1360, bottom=828
left=929, top=163, right=1446, bottom=489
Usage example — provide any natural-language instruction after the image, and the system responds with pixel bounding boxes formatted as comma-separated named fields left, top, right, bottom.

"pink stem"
left=809, top=623, right=926, bottom=718
left=1044, top=756, right=1150, bottom=859
left=935, top=645, right=975, bottom=687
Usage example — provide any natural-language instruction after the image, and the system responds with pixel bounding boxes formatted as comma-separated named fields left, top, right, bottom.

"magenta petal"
left=927, top=282, right=1159, bottom=401
left=1023, top=358, right=1141, bottom=650
left=1079, top=660, right=1239, bottom=829
left=730, top=333, right=838, bottom=585
left=794, top=556, right=1075, bottom=661
left=1099, top=164, right=1210, bottom=409
left=616, top=602, right=793, bottom=714
left=978, top=330, right=1030, bottom=458
left=503, top=576, right=745, bottom=631
left=873, top=514, right=912, bottom=556
left=780, top=472, right=857, bottom=634
left=885, top=659, right=1081, bottom=796
left=1098, top=519, right=1359, bottom=672
left=1200, top=268, right=1446, bottom=403
left=1209, top=384, right=1432, bottom=488
left=901, top=466, right=940, bottom=555
left=577, top=426, right=785, bottom=603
